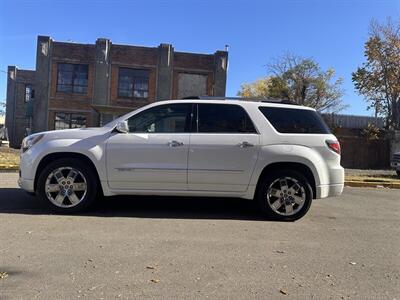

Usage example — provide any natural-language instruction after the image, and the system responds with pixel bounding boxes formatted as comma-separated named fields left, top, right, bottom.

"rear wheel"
left=37, top=158, right=98, bottom=213
left=396, top=170, right=400, bottom=178
left=256, top=170, right=313, bottom=221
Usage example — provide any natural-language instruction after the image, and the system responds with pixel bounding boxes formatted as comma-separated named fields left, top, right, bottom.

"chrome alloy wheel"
left=45, top=167, right=87, bottom=208
left=266, top=177, right=306, bottom=216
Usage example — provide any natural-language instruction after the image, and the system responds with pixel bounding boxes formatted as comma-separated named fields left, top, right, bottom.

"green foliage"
left=352, top=18, right=400, bottom=129
left=238, top=53, right=346, bottom=113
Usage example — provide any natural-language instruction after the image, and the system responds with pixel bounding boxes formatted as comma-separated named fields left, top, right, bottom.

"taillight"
left=326, top=140, right=341, bottom=155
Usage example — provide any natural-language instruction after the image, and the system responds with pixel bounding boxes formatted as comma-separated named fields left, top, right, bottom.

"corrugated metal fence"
left=322, top=114, right=385, bottom=129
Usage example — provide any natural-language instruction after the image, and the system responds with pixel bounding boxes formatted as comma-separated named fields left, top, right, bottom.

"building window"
left=118, top=68, right=149, bottom=99
left=54, top=112, right=86, bottom=130
left=57, top=63, right=88, bottom=94
left=25, top=84, right=35, bottom=102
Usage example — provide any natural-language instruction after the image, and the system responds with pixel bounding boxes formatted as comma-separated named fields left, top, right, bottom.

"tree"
left=352, top=18, right=400, bottom=130
left=237, top=78, right=271, bottom=98
left=0, top=101, right=5, bottom=116
left=238, top=53, right=346, bottom=113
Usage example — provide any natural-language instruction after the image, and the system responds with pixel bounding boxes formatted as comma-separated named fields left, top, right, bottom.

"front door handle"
left=238, top=141, right=254, bottom=148
left=167, top=140, right=184, bottom=147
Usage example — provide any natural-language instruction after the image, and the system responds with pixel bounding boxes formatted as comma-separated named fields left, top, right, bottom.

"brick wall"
left=8, top=69, right=35, bottom=147
left=6, top=36, right=228, bottom=147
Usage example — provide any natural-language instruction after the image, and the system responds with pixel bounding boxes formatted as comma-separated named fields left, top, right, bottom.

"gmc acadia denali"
left=19, top=99, right=344, bottom=221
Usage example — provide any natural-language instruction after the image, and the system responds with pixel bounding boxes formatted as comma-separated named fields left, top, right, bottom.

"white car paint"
left=18, top=99, right=344, bottom=200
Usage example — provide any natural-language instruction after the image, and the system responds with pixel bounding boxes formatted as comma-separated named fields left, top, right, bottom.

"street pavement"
left=0, top=172, right=399, bottom=299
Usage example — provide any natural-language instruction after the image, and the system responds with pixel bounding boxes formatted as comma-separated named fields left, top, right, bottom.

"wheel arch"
left=255, top=162, right=317, bottom=199
left=34, top=152, right=103, bottom=195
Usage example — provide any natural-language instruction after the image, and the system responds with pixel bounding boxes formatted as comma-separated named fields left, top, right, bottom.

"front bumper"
left=391, top=161, right=400, bottom=169
left=18, top=176, right=35, bottom=192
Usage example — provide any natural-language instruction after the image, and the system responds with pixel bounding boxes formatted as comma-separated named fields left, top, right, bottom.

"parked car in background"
left=18, top=99, right=344, bottom=221
left=391, top=152, right=400, bottom=177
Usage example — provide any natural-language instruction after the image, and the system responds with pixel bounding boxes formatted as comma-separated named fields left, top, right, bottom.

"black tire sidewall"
left=256, top=170, right=313, bottom=221
left=37, top=158, right=98, bottom=213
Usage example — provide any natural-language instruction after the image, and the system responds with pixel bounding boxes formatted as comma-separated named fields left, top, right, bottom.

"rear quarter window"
left=259, top=106, right=331, bottom=134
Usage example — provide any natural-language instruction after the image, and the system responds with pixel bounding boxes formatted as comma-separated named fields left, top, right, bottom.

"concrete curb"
left=345, top=180, right=400, bottom=189
left=0, top=168, right=18, bottom=172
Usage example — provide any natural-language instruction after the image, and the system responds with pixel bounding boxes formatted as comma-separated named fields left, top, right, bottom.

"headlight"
left=21, top=134, right=45, bottom=153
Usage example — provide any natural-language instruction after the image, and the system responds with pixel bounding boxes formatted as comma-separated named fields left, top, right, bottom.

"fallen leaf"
left=349, top=262, right=356, bottom=265
left=150, top=279, right=160, bottom=283
left=0, top=272, right=8, bottom=279
left=276, top=250, right=285, bottom=254
left=279, top=289, right=288, bottom=295
left=146, top=266, right=156, bottom=270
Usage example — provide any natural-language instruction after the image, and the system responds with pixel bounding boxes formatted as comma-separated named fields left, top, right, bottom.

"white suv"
left=19, top=99, right=344, bottom=220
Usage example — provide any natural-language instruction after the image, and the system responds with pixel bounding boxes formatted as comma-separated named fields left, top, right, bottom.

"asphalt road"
left=0, top=172, right=399, bottom=299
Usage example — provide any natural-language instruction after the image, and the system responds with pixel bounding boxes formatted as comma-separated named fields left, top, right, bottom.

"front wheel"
left=256, top=170, right=313, bottom=221
left=36, top=158, right=99, bottom=213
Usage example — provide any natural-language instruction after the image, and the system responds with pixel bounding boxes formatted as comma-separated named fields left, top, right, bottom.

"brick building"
left=5, top=36, right=228, bottom=147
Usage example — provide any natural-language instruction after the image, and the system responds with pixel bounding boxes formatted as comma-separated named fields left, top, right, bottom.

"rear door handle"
left=167, top=140, right=184, bottom=147
left=238, top=141, right=254, bottom=148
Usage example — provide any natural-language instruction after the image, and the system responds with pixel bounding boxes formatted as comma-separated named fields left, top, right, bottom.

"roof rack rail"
left=181, top=96, right=299, bottom=105
left=260, top=99, right=299, bottom=105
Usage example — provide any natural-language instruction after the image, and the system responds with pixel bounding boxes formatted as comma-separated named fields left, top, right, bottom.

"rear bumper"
left=316, top=183, right=344, bottom=199
left=316, top=165, right=344, bottom=199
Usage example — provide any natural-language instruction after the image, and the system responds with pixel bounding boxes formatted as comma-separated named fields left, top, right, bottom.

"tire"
left=397, top=170, right=400, bottom=178
left=36, top=158, right=99, bottom=213
left=256, top=170, right=313, bottom=221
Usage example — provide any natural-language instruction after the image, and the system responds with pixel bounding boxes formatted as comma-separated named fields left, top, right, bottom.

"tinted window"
left=127, top=104, right=191, bottom=133
left=259, top=107, right=331, bottom=134
left=197, top=104, right=256, bottom=133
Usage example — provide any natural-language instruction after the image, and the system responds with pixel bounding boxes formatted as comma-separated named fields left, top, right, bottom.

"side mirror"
left=115, top=121, right=129, bottom=133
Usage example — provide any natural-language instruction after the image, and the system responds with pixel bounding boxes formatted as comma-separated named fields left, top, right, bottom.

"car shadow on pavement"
left=0, top=188, right=270, bottom=221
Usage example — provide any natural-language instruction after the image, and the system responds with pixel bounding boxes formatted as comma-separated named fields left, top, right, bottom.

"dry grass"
left=345, top=174, right=400, bottom=183
left=0, top=147, right=20, bottom=170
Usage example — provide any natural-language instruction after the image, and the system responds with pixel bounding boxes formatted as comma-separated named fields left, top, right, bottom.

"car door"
left=188, top=103, right=260, bottom=192
left=106, top=103, right=192, bottom=190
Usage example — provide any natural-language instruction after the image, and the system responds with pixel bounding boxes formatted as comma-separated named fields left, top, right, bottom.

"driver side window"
left=127, top=103, right=191, bottom=133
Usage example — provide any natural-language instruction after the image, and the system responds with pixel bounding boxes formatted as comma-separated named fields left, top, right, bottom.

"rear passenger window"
left=197, top=104, right=256, bottom=133
left=259, top=107, right=331, bottom=134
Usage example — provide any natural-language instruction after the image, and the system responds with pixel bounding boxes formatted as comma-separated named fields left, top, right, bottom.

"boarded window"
left=177, top=73, right=207, bottom=99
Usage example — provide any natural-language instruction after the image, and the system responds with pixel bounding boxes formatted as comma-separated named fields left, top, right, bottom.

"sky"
left=0, top=0, right=399, bottom=116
